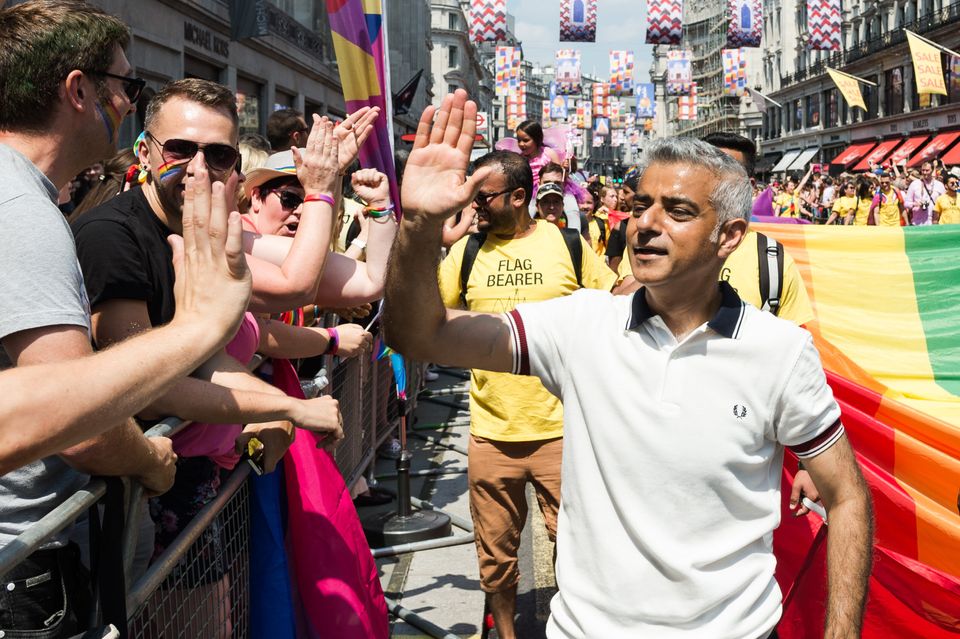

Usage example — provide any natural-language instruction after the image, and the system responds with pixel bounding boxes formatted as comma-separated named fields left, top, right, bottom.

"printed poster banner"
left=548, top=82, right=569, bottom=120
left=560, top=0, right=598, bottom=42
left=678, top=83, right=698, bottom=120
left=666, top=50, right=694, bottom=95
left=506, top=80, right=527, bottom=130
left=646, top=0, right=683, bottom=45
left=611, top=128, right=624, bottom=147
left=495, top=46, right=522, bottom=97
left=541, top=101, right=551, bottom=125
left=644, top=118, right=654, bottom=132
left=827, top=67, right=867, bottom=110
left=721, top=48, right=747, bottom=97
left=951, top=55, right=960, bottom=97
left=592, top=82, right=610, bottom=117
left=727, top=0, right=762, bottom=47
left=629, top=128, right=642, bottom=145
left=806, top=0, right=841, bottom=50
left=593, top=116, right=610, bottom=137
left=907, top=32, right=947, bottom=96
left=635, top=83, right=656, bottom=119
left=609, top=50, right=635, bottom=95
left=555, top=49, right=582, bottom=94
left=576, top=99, right=593, bottom=129
left=468, top=0, right=507, bottom=44
left=592, top=134, right=605, bottom=147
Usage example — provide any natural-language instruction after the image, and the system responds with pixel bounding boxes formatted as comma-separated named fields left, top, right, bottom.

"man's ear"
left=63, top=70, right=89, bottom=113
left=717, top=217, right=748, bottom=259
left=511, top=187, right=527, bottom=209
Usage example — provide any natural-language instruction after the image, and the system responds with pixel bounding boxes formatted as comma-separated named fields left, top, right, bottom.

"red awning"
left=853, top=139, right=902, bottom=171
left=885, top=135, right=929, bottom=167
left=831, top=142, right=875, bottom=168
left=908, top=131, right=960, bottom=167
left=934, top=135, right=960, bottom=166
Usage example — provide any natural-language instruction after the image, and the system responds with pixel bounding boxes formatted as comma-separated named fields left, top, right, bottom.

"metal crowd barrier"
left=0, top=319, right=419, bottom=638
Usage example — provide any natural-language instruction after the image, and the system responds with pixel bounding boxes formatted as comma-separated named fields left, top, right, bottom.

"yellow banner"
left=907, top=32, right=947, bottom=96
left=827, top=68, right=866, bottom=110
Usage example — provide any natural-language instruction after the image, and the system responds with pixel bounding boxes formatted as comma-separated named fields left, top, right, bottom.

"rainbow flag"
left=326, top=0, right=399, bottom=215
left=754, top=223, right=960, bottom=637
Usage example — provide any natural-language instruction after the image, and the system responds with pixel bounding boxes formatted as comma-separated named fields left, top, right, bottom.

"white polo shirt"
left=504, top=283, right=843, bottom=639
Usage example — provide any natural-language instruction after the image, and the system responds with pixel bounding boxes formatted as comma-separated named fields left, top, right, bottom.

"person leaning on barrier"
left=384, top=90, right=873, bottom=639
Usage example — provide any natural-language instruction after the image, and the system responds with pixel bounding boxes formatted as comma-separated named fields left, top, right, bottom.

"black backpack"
left=458, top=227, right=583, bottom=307
left=756, top=232, right=785, bottom=317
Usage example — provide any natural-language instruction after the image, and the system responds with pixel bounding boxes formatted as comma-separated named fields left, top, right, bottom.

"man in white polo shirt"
left=385, top=90, right=873, bottom=638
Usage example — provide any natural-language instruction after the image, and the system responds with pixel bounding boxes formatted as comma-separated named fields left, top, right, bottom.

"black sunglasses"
left=146, top=132, right=240, bottom=173
left=88, top=70, right=146, bottom=103
left=474, top=187, right=515, bottom=207
left=267, top=189, right=304, bottom=210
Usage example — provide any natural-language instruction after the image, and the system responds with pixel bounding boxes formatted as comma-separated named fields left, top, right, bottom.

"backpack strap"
left=756, top=232, right=784, bottom=316
left=560, top=227, right=584, bottom=288
left=459, top=232, right=487, bottom=308
left=595, top=217, right=607, bottom=243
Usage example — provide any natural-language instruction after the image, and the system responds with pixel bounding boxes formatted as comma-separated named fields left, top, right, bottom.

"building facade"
left=429, top=0, right=492, bottom=113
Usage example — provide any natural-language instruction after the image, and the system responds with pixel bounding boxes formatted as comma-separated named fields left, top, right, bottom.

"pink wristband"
left=324, top=327, right=339, bottom=355
left=304, top=192, right=336, bottom=207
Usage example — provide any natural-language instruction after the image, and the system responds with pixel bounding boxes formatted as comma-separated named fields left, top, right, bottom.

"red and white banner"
left=609, top=50, right=635, bottom=95
left=727, top=0, right=762, bottom=47
left=468, top=0, right=506, bottom=43
left=646, top=0, right=683, bottom=45
left=592, top=82, right=610, bottom=117
left=506, top=81, right=527, bottom=130
left=807, top=0, right=842, bottom=50
left=678, top=83, right=698, bottom=120
left=576, top=99, right=593, bottom=129
left=560, top=0, right=598, bottom=42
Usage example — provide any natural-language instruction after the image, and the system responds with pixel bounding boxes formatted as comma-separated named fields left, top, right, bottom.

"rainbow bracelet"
left=364, top=204, right=395, bottom=219
left=304, top=192, right=336, bottom=207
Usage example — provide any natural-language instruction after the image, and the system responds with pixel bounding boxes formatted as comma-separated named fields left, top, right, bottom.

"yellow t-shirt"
left=588, top=217, right=606, bottom=255
left=873, top=188, right=902, bottom=227
left=774, top=192, right=801, bottom=218
left=934, top=193, right=960, bottom=224
left=617, top=230, right=814, bottom=326
left=831, top=195, right=858, bottom=220
left=851, top=196, right=872, bottom=226
left=439, top=221, right=618, bottom=441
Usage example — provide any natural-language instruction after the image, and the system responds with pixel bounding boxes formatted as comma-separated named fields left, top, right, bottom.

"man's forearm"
left=823, top=487, right=873, bottom=638
left=60, top=419, right=163, bottom=477
left=144, top=375, right=296, bottom=425
left=363, top=214, right=399, bottom=293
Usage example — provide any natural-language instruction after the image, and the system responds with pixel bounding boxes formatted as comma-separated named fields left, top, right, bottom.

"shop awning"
left=909, top=131, right=960, bottom=167
left=830, top=141, right=875, bottom=168
left=941, top=140, right=960, bottom=165
left=788, top=147, right=820, bottom=171
left=772, top=149, right=803, bottom=173
left=853, top=139, right=902, bottom=171
left=886, top=135, right=929, bottom=166
left=755, top=154, right=782, bottom=173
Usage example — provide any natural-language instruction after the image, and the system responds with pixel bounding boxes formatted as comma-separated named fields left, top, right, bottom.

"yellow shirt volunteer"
left=774, top=192, right=801, bottom=218
left=852, top=196, right=872, bottom=226
left=831, top=195, right=858, bottom=221
left=617, top=230, right=814, bottom=326
left=934, top=192, right=960, bottom=224
left=439, top=221, right=618, bottom=441
left=873, top=188, right=902, bottom=227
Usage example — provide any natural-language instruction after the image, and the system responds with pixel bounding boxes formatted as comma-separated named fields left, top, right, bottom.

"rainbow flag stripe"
left=756, top=223, right=960, bottom=635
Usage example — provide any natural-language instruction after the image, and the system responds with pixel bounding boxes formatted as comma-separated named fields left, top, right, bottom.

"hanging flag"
left=392, top=69, right=423, bottom=116
left=468, top=0, right=507, bottom=43
left=542, top=101, right=552, bottom=125
left=592, top=82, right=610, bottom=117
left=593, top=116, right=610, bottom=136
left=678, top=83, right=698, bottom=120
left=746, top=86, right=772, bottom=114
left=644, top=118, right=654, bottom=132
left=726, top=0, right=762, bottom=47
left=548, top=82, right=569, bottom=120
left=646, top=0, right=683, bottom=45
left=628, top=128, right=641, bottom=145
left=555, top=49, right=582, bottom=94
left=806, top=0, right=842, bottom=50
left=722, top=48, right=747, bottom=97
left=560, top=0, right=598, bottom=42
left=576, top=99, right=593, bottom=129
left=951, top=56, right=960, bottom=97
left=907, top=32, right=947, bottom=96
left=666, top=50, right=694, bottom=95
left=611, top=129, right=624, bottom=147
left=506, top=81, right=527, bottom=130
left=326, top=0, right=399, bottom=216
left=635, top=83, right=656, bottom=119
left=495, top=46, right=521, bottom=97
left=827, top=67, right=867, bottom=110
left=592, top=134, right=605, bottom=147
left=609, top=50, right=635, bottom=95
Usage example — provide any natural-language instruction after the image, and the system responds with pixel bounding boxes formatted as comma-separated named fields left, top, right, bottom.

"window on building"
left=905, top=0, right=917, bottom=24
left=794, top=98, right=804, bottom=130
left=448, top=45, right=459, bottom=68
left=806, top=94, right=820, bottom=127
left=947, top=53, right=960, bottom=104
left=448, top=83, right=458, bottom=94
left=920, top=0, right=933, bottom=17
left=824, top=89, right=838, bottom=128
left=885, top=67, right=905, bottom=115
left=863, top=75, right=879, bottom=119
left=448, top=12, right=458, bottom=30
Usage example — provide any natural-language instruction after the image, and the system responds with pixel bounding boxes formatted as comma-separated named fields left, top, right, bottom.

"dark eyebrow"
left=661, top=195, right=701, bottom=213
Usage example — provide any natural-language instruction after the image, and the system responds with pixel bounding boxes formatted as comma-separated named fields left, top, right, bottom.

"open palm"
left=335, top=107, right=381, bottom=173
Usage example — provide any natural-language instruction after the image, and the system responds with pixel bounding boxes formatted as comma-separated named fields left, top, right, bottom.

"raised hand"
left=169, top=152, right=251, bottom=341
left=335, top=106, right=381, bottom=173
left=401, top=89, right=492, bottom=220
left=351, top=168, right=391, bottom=209
left=331, top=323, right=373, bottom=358
left=292, top=115, right=340, bottom=196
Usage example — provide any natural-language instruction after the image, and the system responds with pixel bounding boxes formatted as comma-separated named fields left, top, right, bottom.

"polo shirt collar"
left=626, top=281, right=745, bottom=339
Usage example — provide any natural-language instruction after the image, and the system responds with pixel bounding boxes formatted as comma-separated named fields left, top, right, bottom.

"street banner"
left=468, top=0, right=507, bottom=43
left=646, top=0, right=683, bottom=45
left=592, top=134, right=605, bottom=147
left=827, top=67, right=867, bottom=110
left=327, top=0, right=399, bottom=217
left=635, top=83, right=656, bottom=118
left=726, top=0, right=762, bottom=47
left=506, top=81, right=527, bottom=130
left=609, top=50, right=635, bottom=95
left=228, top=0, right=269, bottom=40
left=951, top=56, right=960, bottom=97
left=722, top=48, right=747, bottom=97
left=555, top=49, right=582, bottom=94
left=548, top=82, right=569, bottom=120
left=495, top=46, right=521, bottom=96
left=666, top=50, right=694, bottom=95
left=644, top=118, right=654, bottom=132
left=678, top=83, right=697, bottom=120
left=542, top=101, right=551, bottom=125
left=806, top=0, right=842, bottom=50
left=576, top=100, right=593, bottom=129
left=629, top=128, right=641, bottom=145
left=593, top=116, right=610, bottom=137
left=592, top=82, right=610, bottom=117
left=611, top=129, right=624, bottom=147
left=560, top=0, right=598, bottom=42
left=746, top=86, right=771, bottom=114
left=907, top=32, right=947, bottom=95
left=609, top=100, right=622, bottom=128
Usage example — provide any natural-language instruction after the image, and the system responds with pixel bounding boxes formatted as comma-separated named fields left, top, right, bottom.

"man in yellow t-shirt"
left=438, top=151, right=617, bottom=638
left=933, top=175, right=960, bottom=224
left=869, top=173, right=906, bottom=226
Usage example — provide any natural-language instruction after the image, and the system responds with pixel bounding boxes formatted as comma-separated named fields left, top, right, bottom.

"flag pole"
left=827, top=67, right=878, bottom=87
left=750, top=90, right=783, bottom=108
left=906, top=29, right=960, bottom=59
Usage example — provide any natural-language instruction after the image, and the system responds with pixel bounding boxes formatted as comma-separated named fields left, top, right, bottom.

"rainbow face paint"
left=95, top=99, right=125, bottom=144
left=156, top=159, right=188, bottom=182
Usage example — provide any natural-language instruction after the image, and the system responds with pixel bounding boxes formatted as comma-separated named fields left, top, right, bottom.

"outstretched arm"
left=383, top=90, right=513, bottom=373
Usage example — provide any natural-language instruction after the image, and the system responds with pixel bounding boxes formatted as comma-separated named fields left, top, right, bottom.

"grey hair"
left=636, top=137, right=753, bottom=239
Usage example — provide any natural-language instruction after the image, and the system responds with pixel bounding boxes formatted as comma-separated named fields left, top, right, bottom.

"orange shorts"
left=468, top=435, right=562, bottom=593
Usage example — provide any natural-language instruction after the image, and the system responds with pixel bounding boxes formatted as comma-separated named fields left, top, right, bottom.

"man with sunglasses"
left=933, top=172, right=960, bottom=224
left=435, top=150, right=616, bottom=639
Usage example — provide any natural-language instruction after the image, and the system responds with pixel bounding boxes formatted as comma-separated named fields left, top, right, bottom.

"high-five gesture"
left=292, top=115, right=340, bottom=196
left=402, top=89, right=491, bottom=220
left=335, top=106, right=381, bottom=173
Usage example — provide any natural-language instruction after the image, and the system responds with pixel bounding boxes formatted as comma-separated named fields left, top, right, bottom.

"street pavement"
left=359, top=366, right=557, bottom=638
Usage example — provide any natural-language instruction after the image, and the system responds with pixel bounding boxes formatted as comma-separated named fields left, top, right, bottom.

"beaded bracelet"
left=324, top=327, right=340, bottom=355
left=304, top=192, right=336, bottom=207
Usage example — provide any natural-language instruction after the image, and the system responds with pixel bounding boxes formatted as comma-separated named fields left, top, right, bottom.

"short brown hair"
left=0, top=0, right=129, bottom=132
left=266, top=108, right=305, bottom=150
left=144, top=78, right=239, bottom=132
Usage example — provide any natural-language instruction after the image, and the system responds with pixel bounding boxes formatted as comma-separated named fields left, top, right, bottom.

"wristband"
left=324, top=327, right=340, bottom=355
left=364, top=204, right=394, bottom=218
left=304, top=192, right=336, bottom=207
left=350, top=238, right=367, bottom=250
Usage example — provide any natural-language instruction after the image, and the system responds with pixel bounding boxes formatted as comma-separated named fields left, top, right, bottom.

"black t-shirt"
left=605, top=221, right=627, bottom=259
left=72, top=187, right=176, bottom=327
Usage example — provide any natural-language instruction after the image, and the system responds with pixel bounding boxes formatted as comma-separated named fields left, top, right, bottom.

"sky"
left=509, top=0, right=654, bottom=84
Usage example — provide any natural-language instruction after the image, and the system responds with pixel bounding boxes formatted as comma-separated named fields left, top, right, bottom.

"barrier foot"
left=385, top=597, right=461, bottom=639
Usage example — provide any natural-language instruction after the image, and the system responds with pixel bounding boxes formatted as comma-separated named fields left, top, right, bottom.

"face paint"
left=156, top=159, right=188, bottom=183
left=95, top=99, right=124, bottom=144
